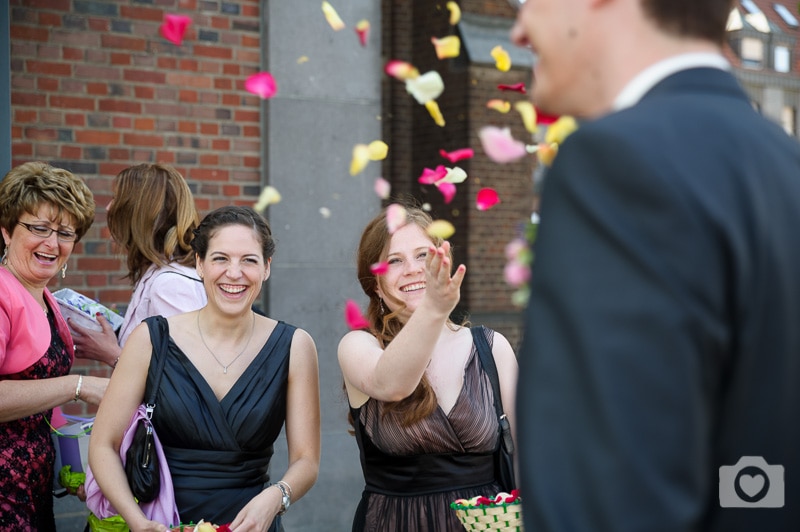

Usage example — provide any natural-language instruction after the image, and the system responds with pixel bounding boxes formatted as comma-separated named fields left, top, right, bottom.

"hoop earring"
left=61, top=263, right=68, bottom=279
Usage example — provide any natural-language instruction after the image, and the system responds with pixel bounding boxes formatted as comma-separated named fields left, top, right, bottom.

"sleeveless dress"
left=149, top=319, right=296, bottom=530
left=0, top=310, right=72, bottom=532
left=351, top=327, right=503, bottom=532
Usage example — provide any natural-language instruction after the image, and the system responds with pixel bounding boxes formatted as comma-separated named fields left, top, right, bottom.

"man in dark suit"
left=510, top=0, right=800, bottom=530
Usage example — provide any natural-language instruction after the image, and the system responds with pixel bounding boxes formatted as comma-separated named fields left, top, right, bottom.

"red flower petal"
left=355, top=19, right=370, bottom=47
left=345, top=299, right=370, bottom=330
left=476, top=188, right=500, bottom=211
left=160, top=14, right=191, bottom=46
left=217, top=525, right=232, bottom=532
left=245, top=72, right=278, bottom=99
left=437, top=182, right=456, bottom=204
left=439, top=148, right=474, bottom=163
left=497, top=82, right=526, bottom=94
left=370, top=262, right=389, bottom=275
left=418, top=165, right=448, bottom=185
left=536, top=107, right=560, bottom=125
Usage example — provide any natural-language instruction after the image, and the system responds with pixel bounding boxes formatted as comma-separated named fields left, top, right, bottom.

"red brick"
left=50, top=95, right=95, bottom=110
left=243, top=156, right=259, bottom=168
left=39, top=110, right=62, bottom=125
left=25, top=127, right=58, bottom=141
left=61, top=145, right=82, bottom=158
left=101, top=34, right=148, bottom=52
left=26, top=60, right=72, bottom=76
left=98, top=99, right=142, bottom=114
left=223, top=184, right=240, bottom=196
left=37, top=77, right=59, bottom=91
left=123, top=133, right=164, bottom=147
left=242, top=5, right=259, bottom=17
left=15, top=109, right=37, bottom=123
left=165, top=72, right=212, bottom=89
left=88, top=18, right=111, bottom=32
left=87, top=274, right=109, bottom=287
left=178, top=121, right=197, bottom=133
left=120, top=5, right=163, bottom=22
left=35, top=144, right=58, bottom=158
left=123, top=69, right=166, bottom=84
left=62, top=47, right=83, bottom=61
left=86, top=82, right=107, bottom=96
left=200, top=122, right=219, bottom=135
left=157, top=56, right=177, bottom=69
left=242, top=34, right=259, bottom=48
left=179, top=90, right=198, bottom=103
left=214, top=77, right=233, bottom=90
left=74, top=64, right=121, bottom=81
left=209, top=16, right=229, bottom=30
left=243, top=125, right=260, bottom=138
left=65, top=113, right=86, bottom=126
left=212, top=139, right=230, bottom=151
left=222, top=63, right=240, bottom=75
left=190, top=168, right=228, bottom=181
left=235, top=49, right=260, bottom=63
left=134, top=86, right=155, bottom=99
left=234, top=109, right=259, bottom=123
left=110, top=53, right=131, bottom=66
left=198, top=60, right=221, bottom=74
left=222, top=93, right=239, bottom=106
left=11, top=142, right=33, bottom=157
left=113, top=116, right=132, bottom=129
left=155, top=151, right=176, bottom=163
left=99, top=163, right=131, bottom=176
left=134, top=118, right=155, bottom=130
left=75, top=130, right=121, bottom=144
left=108, top=148, right=131, bottom=160
left=193, top=45, right=232, bottom=60
left=179, top=59, right=198, bottom=71
left=11, top=26, right=49, bottom=42
left=38, top=12, right=63, bottom=26
left=195, top=198, right=211, bottom=211
left=199, top=153, right=218, bottom=165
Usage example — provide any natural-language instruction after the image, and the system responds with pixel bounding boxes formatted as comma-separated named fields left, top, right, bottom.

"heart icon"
left=738, top=474, right=765, bottom=497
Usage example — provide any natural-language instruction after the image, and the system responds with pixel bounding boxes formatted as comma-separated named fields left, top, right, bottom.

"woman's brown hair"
left=355, top=204, right=452, bottom=426
left=106, top=163, right=199, bottom=285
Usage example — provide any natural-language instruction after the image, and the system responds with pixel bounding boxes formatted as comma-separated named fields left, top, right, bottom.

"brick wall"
left=10, top=0, right=262, bottom=409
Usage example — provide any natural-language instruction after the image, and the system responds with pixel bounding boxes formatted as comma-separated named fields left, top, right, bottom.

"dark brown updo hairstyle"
left=192, top=205, right=275, bottom=261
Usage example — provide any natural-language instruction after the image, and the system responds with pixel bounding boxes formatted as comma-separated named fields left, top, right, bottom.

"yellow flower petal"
left=297, top=55, right=309, bottom=64
left=425, top=100, right=446, bottom=127
left=442, top=166, right=467, bottom=184
left=486, top=99, right=511, bottom=113
left=536, top=143, right=558, bottom=166
left=254, top=186, right=281, bottom=212
left=545, top=116, right=578, bottom=145
left=431, top=35, right=460, bottom=60
left=350, top=144, right=370, bottom=176
left=446, top=1, right=461, bottom=25
left=367, top=140, right=389, bottom=161
left=514, top=101, right=537, bottom=134
left=491, top=45, right=511, bottom=72
left=322, top=1, right=345, bottom=31
left=427, top=219, right=455, bottom=239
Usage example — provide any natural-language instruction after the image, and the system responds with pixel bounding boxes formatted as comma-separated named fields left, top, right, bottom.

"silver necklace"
left=197, top=311, right=255, bottom=374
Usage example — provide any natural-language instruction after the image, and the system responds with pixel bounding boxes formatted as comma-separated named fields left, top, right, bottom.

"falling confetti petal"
left=545, top=116, right=579, bottom=145
left=427, top=219, right=455, bottom=239
left=350, top=144, right=370, bottom=176
left=297, top=56, right=309, bottom=64
left=446, top=1, right=462, bottom=25
left=442, top=166, right=467, bottom=184
left=374, top=177, right=391, bottom=199
left=160, top=14, right=191, bottom=46
left=425, top=100, right=446, bottom=127
left=345, top=299, right=370, bottom=330
left=536, top=107, right=560, bottom=125
left=370, top=262, right=389, bottom=275
left=320, top=207, right=331, bottom=218
left=438, top=182, right=456, bottom=204
left=478, top=126, right=527, bottom=164
left=367, top=140, right=389, bottom=161
left=418, top=165, right=448, bottom=185
left=254, top=186, right=281, bottom=212
left=487, top=99, right=511, bottom=113
left=355, top=19, right=370, bottom=47
left=498, top=82, right=526, bottom=93
left=504, top=261, right=531, bottom=288
left=322, top=1, right=346, bottom=31
left=491, top=45, right=512, bottom=72
left=386, top=203, right=407, bottom=234
left=536, top=143, right=559, bottom=166
left=514, top=101, right=537, bottom=133
left=440, top=148, right=474, bottom=163
left=385, top=60, right=420, bottom=80
left=431, top=36, right=461, bottom=59
left=245, top=72, right=278, bottom=99
left=405, top=71, right=445, bottom=104
left=476, top=188, right=500, bottom=211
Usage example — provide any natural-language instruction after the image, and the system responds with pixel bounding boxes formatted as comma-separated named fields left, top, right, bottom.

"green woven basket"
left=452, top=501, right=523, bottom=531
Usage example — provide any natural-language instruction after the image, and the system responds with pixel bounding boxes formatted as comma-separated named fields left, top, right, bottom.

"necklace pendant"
left=223, top=366, right=228, bottom=374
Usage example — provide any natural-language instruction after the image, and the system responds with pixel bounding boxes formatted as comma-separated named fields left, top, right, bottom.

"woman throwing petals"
left=338, top=206, right=518, bottom=531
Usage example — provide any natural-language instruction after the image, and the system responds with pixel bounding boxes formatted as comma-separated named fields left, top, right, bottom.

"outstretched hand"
left=422, top=241, right=466, bottom=317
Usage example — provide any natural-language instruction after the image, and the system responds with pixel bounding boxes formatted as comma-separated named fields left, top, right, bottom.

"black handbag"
left=125, top=316, right=169, bottom=503
left=471, top=326, right=517, bottom=492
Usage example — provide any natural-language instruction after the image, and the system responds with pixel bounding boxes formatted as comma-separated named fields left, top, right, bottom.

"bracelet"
left=272, top=481, right=291, bottom=515
left=73, top=374, right=83, bottom=402
left=276, top=480, right=293, bottom=501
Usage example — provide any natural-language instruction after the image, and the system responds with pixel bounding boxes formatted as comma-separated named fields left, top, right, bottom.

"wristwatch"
left=275, top=482, right=291, bottom=515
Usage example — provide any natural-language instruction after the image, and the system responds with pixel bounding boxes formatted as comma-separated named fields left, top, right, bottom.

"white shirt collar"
left=613, top=53, right=730, bottom=111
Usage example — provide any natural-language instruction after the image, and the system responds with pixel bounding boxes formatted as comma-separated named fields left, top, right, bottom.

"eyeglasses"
left=17, top=222, right=78, bottom=242
left=507, top=0, right=526, bottom=10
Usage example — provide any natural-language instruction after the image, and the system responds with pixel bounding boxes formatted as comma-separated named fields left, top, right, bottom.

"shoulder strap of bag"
left=471, top=325, right=515, bottom=454
left=144, top=315, right=170, bottom=407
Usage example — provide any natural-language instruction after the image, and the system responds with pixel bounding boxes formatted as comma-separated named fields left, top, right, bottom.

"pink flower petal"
left=355, top=19, right=370, bottom=47
left=245, top=72, right=278, bottom=99
left=476, top=188, right=500, bottom=211
left=384, top=60, right=419, bottom=81
left=160, top=14, right=191, bottom=46
left=497, top=82, right=526, bottom=94
left=504, top=261, right=531, bottom=288
left=437, top=182, right=456, bottom=204
left=370, top=262, right=389, bottom=275
left=345, top=299, right=370, bottom=330
left=374, top=177, right=391, bottom=200
left=418, top=165, right=448, bottom=185
left=386, top=203, right=407, bottom=234
left=439, top=148, right=474, bottom=163
left=478, top=126, right=528, bottom=164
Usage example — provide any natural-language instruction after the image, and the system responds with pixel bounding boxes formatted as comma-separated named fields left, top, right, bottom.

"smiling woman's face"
left=1, top=203, right=77, bottom=291
left=375, top=223, right=434, bottom=319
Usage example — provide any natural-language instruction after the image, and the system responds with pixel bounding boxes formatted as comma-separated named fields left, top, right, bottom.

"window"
left=741, top=0, right=762, bottom=14
left=774, top=45, right=791, bottom=72
left=741, top=37, right=765, bottom=68
left=781, top=106, right=796, bottom=136
left=774, top=3, right=799, bottom=27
